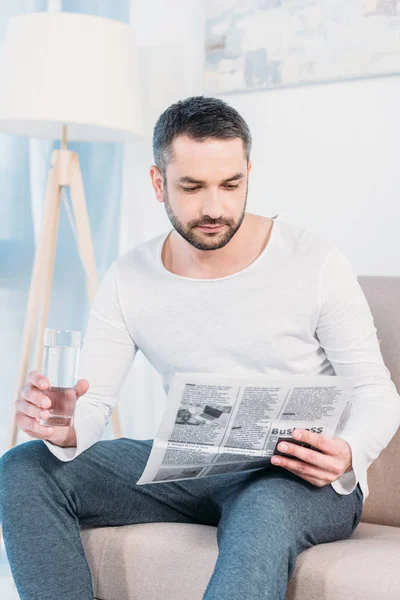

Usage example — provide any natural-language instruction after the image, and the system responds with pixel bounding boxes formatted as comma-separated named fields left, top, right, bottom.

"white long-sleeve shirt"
left=43, top=215, right=400, bottom=502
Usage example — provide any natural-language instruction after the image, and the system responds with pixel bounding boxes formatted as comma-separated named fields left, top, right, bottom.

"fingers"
left=28, top=370, right=50, bottom=390
left=270, top=430, right=345, bottom=487
left=16, top=395, right=50, bottom=421
left=75, top=379, right=89, bottom=398
left=16, top=371, right=86, bottom=441
left=14, top=411, right=54, bottom=438
left=27, top=371, right=89, bottom=400
left=271, top=455, right=331, bottom=485
left=19, top=383, right=52, bottom=409
left=15, top=371, right=54, bottom=440
left=275, top=440, right=338, bottom=473
left=292, top=428, right=335, bottom=455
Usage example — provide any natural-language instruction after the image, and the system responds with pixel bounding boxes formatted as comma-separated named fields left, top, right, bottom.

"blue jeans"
left=0, top=437, right=363, bottom=600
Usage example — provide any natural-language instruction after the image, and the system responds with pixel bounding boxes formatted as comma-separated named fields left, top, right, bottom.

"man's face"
left=152, top=135, right=251, bottom=251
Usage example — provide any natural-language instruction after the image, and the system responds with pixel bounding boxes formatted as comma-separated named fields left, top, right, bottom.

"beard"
left=163, top=182, right=248, bottom=251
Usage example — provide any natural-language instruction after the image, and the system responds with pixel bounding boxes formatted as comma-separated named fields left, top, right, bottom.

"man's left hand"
left=270, top=429, right=352, bottom=487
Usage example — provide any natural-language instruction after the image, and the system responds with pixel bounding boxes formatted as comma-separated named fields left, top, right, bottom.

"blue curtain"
left=0, top=0, right=130, bottom=454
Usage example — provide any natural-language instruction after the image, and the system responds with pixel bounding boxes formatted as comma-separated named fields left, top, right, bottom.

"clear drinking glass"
left=38, top=328, right=82, bottom=427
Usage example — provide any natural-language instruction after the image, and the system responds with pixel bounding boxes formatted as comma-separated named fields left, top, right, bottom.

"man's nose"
left=200, top=192, right=225, bottom=220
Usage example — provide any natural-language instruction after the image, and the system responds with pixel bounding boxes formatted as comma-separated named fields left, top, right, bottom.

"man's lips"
left=196, top=224, right=225, bottom=232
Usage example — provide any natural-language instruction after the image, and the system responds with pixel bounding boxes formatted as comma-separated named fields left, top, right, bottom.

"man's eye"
left=181, top=184, right=239, bottom=192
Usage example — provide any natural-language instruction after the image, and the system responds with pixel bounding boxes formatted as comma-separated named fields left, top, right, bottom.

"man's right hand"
left=15, top=370, right=89, bottom=447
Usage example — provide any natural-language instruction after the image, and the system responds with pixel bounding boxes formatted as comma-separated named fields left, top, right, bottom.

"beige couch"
left=80, top=275, right=400, bottom=600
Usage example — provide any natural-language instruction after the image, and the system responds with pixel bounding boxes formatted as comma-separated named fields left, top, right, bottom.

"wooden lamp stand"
left=7, top=126, right=122, bottom=450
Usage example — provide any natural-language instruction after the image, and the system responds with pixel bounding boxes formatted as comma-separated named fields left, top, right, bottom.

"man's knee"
left=0, top=441, right=48, bottom=503
left=1, top=439, right=47, bottom=467
left=221, top=476, right=303, bottom=543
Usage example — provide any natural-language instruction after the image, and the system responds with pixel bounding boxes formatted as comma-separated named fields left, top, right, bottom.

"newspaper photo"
left=136, top=372, right=356, bottom=485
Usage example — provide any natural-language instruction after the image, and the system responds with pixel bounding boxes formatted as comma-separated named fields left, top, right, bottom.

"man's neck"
left=162, top=213, right=274, bottom=279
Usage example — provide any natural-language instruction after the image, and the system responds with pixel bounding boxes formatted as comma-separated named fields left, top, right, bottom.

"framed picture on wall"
left=204, top=0, right=400, bottom=95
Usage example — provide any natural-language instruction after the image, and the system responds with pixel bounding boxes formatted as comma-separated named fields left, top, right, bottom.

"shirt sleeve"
left=42, top=260, right=138, bottom=461
left=315, top=246, right=400, bottom=495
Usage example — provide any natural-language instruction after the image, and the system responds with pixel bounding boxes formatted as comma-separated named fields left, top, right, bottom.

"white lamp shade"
left=0, top=12, right=144, bottom=142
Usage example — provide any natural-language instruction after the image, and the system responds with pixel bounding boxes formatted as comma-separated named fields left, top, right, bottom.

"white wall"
left=226, top=76, right=400, bottom=276
left=118, top=0, right=399, bottom=439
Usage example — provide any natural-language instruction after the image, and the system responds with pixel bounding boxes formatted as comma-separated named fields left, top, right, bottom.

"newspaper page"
left=136, top=372, right=356, bottom=485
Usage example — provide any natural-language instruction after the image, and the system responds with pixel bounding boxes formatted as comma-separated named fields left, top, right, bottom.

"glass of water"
left=39, top=329, right=82, bottom=427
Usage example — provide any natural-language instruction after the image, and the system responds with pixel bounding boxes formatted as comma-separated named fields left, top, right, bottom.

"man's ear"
left=150, top=165, right=165, bottom=203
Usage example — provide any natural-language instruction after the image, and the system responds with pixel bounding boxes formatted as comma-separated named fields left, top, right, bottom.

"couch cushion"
left=81, top=522, right=218, bottom=600
left=287, top=521, right=400, bottom=600
left=81, top=521, right=400, bottom=600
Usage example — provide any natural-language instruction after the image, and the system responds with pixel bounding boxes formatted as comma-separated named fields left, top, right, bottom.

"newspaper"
left=136, top=372, right=356, bottom=485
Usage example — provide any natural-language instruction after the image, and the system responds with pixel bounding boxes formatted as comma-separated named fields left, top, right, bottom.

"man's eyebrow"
left=177, top=173, right=245, bottom=185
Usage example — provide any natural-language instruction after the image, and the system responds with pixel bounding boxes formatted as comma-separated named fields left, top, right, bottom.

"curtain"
left=0, top=0, right=130, bottom=455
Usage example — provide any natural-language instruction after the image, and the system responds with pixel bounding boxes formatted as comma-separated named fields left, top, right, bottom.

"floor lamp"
left=0, top=12, right=143, bottom=453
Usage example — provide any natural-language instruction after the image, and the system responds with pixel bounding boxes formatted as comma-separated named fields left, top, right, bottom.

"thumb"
left=75, top=378, right=89, bottom=399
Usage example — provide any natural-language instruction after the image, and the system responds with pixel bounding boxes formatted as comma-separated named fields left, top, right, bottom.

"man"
left=1, top=96, right=399, bottom=600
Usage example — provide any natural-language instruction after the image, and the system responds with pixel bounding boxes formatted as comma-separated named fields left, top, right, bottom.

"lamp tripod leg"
left=7, top=151, right=62, bottom=450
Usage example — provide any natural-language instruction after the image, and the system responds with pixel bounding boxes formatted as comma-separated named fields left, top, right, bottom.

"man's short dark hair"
left=152, top=96, right=252, bottom=178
